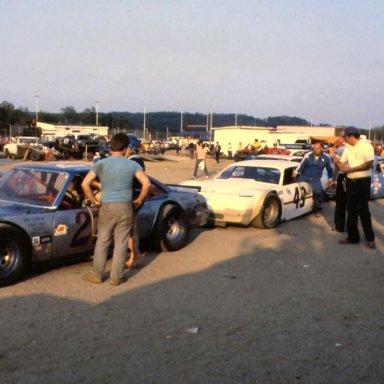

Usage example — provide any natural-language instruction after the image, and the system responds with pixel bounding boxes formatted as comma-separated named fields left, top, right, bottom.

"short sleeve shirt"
left=340, top=140, right=374, bottom=179
left=92, top=156, right=142, bottom=202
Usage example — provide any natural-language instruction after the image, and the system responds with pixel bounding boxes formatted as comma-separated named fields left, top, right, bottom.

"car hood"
left=181, top=178, right=275, bottom=195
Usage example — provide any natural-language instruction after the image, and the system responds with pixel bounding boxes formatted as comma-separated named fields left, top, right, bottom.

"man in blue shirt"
left=294, top=142, right=333, bottom=217
left=81, top=133, right=151, bottom=286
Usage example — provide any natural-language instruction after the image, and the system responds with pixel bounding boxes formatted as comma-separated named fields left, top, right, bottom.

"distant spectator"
left=227, top=142, right=233, bottom=160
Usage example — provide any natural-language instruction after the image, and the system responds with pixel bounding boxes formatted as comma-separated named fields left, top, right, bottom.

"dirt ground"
left=0, top=152, right=383, bottom=384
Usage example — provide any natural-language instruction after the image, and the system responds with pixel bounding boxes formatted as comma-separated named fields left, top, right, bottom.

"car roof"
left=15, top=162, right=91, bottom=174
left=257, top=154, right=303, bottom=161
left=231, top=159, right=299, bottom=170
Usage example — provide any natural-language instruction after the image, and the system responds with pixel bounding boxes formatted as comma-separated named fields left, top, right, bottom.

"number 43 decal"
left=293, top=186, right=306, bottom=208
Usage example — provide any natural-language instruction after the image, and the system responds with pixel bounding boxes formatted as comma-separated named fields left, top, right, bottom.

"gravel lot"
left=0, top=153, right=383, bottom=384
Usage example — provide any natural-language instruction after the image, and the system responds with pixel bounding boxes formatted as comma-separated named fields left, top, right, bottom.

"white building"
left=38, top=122, right=109, bottom=141
left=213, top=125, right=338, bottom=153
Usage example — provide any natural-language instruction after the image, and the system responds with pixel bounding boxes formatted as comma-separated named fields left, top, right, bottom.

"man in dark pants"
left=333, top=127, right=375, bottom=249
left=294, top=142, right=333, bottom=217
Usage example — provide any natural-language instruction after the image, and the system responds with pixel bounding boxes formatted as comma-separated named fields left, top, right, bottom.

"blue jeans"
left=93, top=202, right=133, bottom=281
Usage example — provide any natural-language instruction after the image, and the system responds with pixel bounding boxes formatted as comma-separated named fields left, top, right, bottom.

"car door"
left=52, top=206, right=99, bottom=259
left=51, top=173, right=99, bottom=259
left=280, top=167, right=313, bottom=220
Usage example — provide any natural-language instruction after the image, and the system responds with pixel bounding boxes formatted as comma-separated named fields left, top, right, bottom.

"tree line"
left=0, top=99, right=378, bottom=139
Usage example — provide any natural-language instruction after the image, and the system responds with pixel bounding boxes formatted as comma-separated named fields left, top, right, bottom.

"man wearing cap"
left=293, top=142, right=333, bottom=217
left=333, top=127, right=375, bottom=249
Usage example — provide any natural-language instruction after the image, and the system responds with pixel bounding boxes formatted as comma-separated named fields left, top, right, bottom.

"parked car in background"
left=4, top=136, right=41, bottom=159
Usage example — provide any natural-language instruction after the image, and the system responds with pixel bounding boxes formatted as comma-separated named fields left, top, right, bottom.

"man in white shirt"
left=333, top=127, right=375, bottom=249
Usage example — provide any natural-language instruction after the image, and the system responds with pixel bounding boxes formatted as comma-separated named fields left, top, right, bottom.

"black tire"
left=4, top=149, right=10, bottom=159
left=251, top=194, right=282, bottom=229
left=0, top=225, right=31, bottom=286
left=29, top=150, right=43, bottom=161
left=152, top=205, right=188, bottom=252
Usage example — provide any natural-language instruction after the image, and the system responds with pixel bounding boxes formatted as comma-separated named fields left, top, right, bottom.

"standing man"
left=81, top=133, right=151, bottom=285
left=214, top=141, right=221, bottom=163
left=227, top=142, right=233, bottom=160
left=333, top=127, right=375, bottom=248
left=294, top=142, right=333, bottom=217
left=188, top=140, right=195, bottom=159
left=192, top=139, right=209, bottom=179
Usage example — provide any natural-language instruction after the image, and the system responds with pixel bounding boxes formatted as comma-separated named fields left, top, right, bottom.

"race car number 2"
left=70, top=211, right=96, bottom=247
left=293, top=186, right=306, bottom=209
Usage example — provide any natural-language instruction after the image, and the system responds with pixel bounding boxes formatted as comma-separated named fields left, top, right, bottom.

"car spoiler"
left=166, top=184, right=202, bottom=192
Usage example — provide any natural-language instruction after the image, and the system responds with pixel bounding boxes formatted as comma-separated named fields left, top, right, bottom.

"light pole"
left=34, top=95, right=39, bottom=122
left=96, top=100, right=99, bottom=126
left=143, top=107, right=147, bottom=139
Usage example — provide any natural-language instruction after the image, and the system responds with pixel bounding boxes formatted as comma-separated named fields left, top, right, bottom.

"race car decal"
left=70, top=211, right=93, bottom=247
left=32, top=236, right=40, bottom=245
left=55, top=224, right=68, bottom=236
left=293, top=186, right=306, bottom=208
left=41, top=235, right=52, bottom=244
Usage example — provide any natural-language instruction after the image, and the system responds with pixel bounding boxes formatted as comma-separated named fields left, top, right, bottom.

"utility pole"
left=143, top=107, right=146, bottom=139
left=34, top=95, right=39, bottom=122
left=96, top=100, right=99, bottom=126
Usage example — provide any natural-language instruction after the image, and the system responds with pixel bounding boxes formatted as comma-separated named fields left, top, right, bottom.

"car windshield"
left=19, top=138, right=39, bottom=144
left=217, top=165, right=281, bottom=184
left=0, top=168, right=68, bottom=207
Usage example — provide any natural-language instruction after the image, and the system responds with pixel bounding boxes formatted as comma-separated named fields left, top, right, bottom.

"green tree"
left=61, top=106, right=78, bottom=124
left=81, top=107, right=96, bottom=125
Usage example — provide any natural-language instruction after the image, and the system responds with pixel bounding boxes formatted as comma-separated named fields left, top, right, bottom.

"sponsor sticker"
left=32, top=236, right=40, bottom=245
left=54, top=224, right=68, bottom=236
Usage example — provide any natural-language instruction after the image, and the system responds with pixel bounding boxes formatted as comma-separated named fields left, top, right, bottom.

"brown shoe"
left=367, top=241, right=376, bottom=249
left=339, top=239, right=359, bottom=245
left=82, top=272, right=103, bottom=284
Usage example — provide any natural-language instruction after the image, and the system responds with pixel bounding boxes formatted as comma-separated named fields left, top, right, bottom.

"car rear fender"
left=150, top=201, right=183, bottom=233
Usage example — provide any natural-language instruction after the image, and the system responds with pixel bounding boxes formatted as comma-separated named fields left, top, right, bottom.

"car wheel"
left=4, top=149, right=10, bottom=159
left=0, top=225, right=30, bottom=286
left=152, top=205, right=188, bottom=252
left=29, top=150, right=43, bottom=161
left=251, top=194, right=282, bottom=229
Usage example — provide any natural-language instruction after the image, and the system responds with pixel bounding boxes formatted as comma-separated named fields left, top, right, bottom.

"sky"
left=0, top=0, right=383, bottom=128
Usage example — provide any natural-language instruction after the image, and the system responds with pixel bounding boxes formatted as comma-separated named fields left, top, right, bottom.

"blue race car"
left=0, top=163, right=208, bottom=286
left=325, top=156, right=384, bottom=199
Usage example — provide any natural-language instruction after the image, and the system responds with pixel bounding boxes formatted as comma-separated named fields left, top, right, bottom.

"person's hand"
left=292, top=170, right=298, bottom=178
left=340, top=165, right=351, bottom=173
left=132, top=198, right=143, bottom=210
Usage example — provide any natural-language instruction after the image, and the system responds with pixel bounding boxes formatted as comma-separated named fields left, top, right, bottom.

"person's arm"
left=293, top=156, right=307, bottom=178
left=81, top=170, right=101, bottom=206
left=339, top=160, right=373, bottom=174
left=132, top=170, right=151, bottom=210
left=325, top=156, right=334, bottom=179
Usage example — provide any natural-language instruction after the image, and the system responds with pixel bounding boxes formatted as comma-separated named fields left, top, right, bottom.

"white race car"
left=180, top=160, right=314, bottom=228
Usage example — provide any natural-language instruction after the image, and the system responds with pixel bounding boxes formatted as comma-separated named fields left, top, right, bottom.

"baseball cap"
left=344, top=126, right=359, bottom=136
